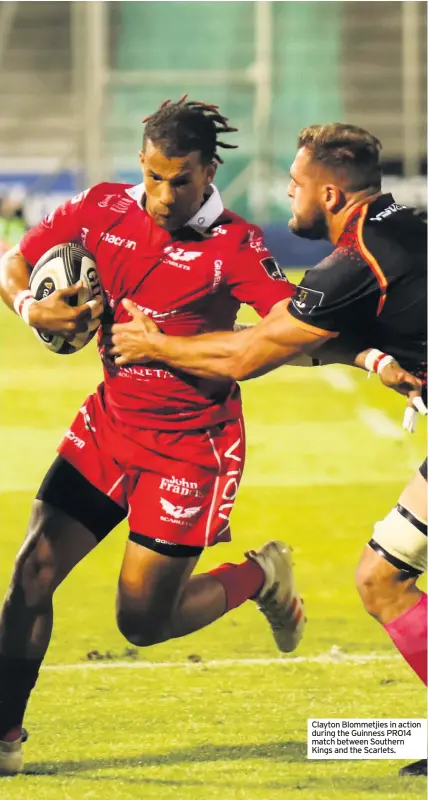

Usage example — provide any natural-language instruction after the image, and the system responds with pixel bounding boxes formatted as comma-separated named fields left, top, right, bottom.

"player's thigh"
left=126, top=417, right=246, bottom=553
left=397, top=460, right=427, bottom=523
left=356, top=461, right=428, bottom=593
left=14, top=454, right=127, bottom=597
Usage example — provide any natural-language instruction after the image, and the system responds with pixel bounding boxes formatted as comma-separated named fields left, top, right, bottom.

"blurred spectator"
left=0, top=198, right=28, bottom=256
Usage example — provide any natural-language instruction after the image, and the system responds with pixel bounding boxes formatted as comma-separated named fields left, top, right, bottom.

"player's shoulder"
left=81, top=181, right=135, bottom=206
left=299, top=243, right=368, bottom=299
left=211, top=207, right=263, bottom=243
left=362, top=194, right=426, bottom=274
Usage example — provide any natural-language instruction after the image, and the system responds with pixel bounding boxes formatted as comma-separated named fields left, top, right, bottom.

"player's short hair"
left=143, top=95, right=238, bottom=165
left=298, top=123, right=382, bottom=192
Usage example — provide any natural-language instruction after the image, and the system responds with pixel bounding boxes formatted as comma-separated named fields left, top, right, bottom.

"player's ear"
left=324, top=184, right=345, bottom=213
left=139, top=150, right=145, bottom=170
left=205, top=161, right=217, bottom=185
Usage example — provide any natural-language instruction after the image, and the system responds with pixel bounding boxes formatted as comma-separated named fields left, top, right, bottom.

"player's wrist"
left=148, top=331, right=167, bottom=359
left=13, top=289, right=37, bottom=325
left=364, top=349, right=395, bottom=376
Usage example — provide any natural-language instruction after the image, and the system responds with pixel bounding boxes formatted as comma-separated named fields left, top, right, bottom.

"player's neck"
left=328, top=189, right=383, bottom=245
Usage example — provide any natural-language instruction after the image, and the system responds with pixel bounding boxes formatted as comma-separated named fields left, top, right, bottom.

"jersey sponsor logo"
left=79, top=405, right=96, bottom=432
left=101, top=231, right=136, bottom=250
left=369, top=202, right=405, bottom=222
left=160, top=497, right=201, bottom=524
left=111, top=198, right=134, bottom=213
left=250, top=239, right=268, bottom=254
left=117, top=366, right=175, bottom=380
left=70, top=188, right=90, bottom=205
left=211, top=225, right=228, bottom=237
left=291, top=286, right=325, bottom=314
left=218, top=437, right=243, bottom=521
left=64, top=429, right=85, bottom=449
left=163, top=246, right=202, bottom=269
left=98, top=193, right=117, bottom=208
left=212, top=259, right=223, bottom=291
left=132, top=302, right=177, bottom=321
left=260, top=257, right=287, bottom=281
left=80, top=227, right=89, bottom=247
left=42, top=212, right=54, bottom=229
left=159, top=475, right=204, bottom=498
left=248, top=228, right=269, bottom=254
left=96, top=193, right=134, bottom=213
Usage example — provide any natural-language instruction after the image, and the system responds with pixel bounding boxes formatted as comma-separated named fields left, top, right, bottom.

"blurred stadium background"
left=0, top=0, right=426, bottom=260
left=0, top=4, right=426, bottom=799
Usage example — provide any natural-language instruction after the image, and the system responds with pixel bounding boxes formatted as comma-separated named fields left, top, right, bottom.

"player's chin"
left=154, top=212, right=182, bottom=232
left=288, top=216, right=326, bottom=241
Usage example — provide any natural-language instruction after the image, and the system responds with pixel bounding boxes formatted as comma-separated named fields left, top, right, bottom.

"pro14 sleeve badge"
left=291, top=285, right=325, bottom=314
left=260, top=257, right=288, bottom=281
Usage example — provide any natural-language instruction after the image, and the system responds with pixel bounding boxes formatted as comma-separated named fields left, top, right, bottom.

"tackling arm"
left=111, top=298, right=333, bottom=380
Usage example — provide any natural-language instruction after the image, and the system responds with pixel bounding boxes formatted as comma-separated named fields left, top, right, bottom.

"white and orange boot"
left=246, top=541, right=306, bottom=652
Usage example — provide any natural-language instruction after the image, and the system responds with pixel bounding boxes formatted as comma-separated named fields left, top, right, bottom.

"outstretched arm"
left=107, top=301, right=426, bottom=431
left=109, top=298, right=333, bottom=381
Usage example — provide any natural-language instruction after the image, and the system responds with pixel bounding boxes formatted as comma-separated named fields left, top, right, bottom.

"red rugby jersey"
left=20, top=182, right=294, bottom=429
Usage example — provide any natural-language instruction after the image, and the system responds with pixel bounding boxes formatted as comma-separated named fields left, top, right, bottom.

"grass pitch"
left=0, top=275, right=426, bottom=799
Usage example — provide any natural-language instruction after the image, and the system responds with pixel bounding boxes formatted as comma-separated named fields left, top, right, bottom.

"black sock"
left=0, top=655, right=42, bottom=738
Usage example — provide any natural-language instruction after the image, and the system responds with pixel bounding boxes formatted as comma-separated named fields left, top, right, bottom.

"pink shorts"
left=58, top=390, right=246, bottom=549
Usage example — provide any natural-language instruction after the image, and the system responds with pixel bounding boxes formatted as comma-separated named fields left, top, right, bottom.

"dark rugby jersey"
left=288, top=194, right=427, bottom=388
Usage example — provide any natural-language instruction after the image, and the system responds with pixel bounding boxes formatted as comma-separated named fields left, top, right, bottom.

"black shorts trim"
left=419, top=458, right=427, bottom=481
left=396, top=503, right=427, bottom=537
left=129, top=531, right=203, bottom=558
left=36, top=455, right=127, bottom=543
left=368, top=539, right=422, bottom=577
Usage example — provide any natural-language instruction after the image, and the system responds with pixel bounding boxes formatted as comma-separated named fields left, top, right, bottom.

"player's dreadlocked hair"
left=143, top=94, right=238, bottom=165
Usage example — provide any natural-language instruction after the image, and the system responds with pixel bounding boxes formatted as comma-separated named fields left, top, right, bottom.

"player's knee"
left=13, top=526, right=58, bottom=609
left=355, top=550, right=385, bottom=618
left=116, top=609, right=171, bottom=647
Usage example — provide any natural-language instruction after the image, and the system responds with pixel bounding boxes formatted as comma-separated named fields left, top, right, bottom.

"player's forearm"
left=151, top=322, right=308, bottom=381
left=0, top=246, right=32, bottom=311
left=150, top=329, right=249, bottom=380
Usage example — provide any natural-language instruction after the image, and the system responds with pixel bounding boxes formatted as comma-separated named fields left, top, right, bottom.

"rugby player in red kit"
left=0, top=97, right=305, bottom=774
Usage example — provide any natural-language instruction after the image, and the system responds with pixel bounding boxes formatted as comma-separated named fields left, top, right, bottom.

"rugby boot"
left=0, top=728, right=28, bottom=776
left=246, top=540, right=306, bottom=652
left=399, top=759, right=427, bottom=777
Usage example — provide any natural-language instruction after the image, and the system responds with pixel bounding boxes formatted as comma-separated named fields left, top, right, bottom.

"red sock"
left=209, top=559, right=265, bottom=612
left=383, top=593, right=427, bottom=685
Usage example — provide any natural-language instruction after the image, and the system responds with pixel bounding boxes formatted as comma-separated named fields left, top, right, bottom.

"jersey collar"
left=125, top=182, right=224, bottom=232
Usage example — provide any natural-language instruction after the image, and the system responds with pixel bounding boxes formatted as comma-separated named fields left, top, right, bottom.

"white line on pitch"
left=43, top=652, right=399, bottom=672
left=319, top=367, right=357, bottom=393
left=358, top=406, right=405, bottom=440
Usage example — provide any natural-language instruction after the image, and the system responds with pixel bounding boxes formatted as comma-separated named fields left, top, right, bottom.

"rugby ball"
left=29, top=243, right=103, bottom=354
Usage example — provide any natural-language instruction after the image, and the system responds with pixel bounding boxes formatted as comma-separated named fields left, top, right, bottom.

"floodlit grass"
left=0, top=276, right=425, bottom=799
